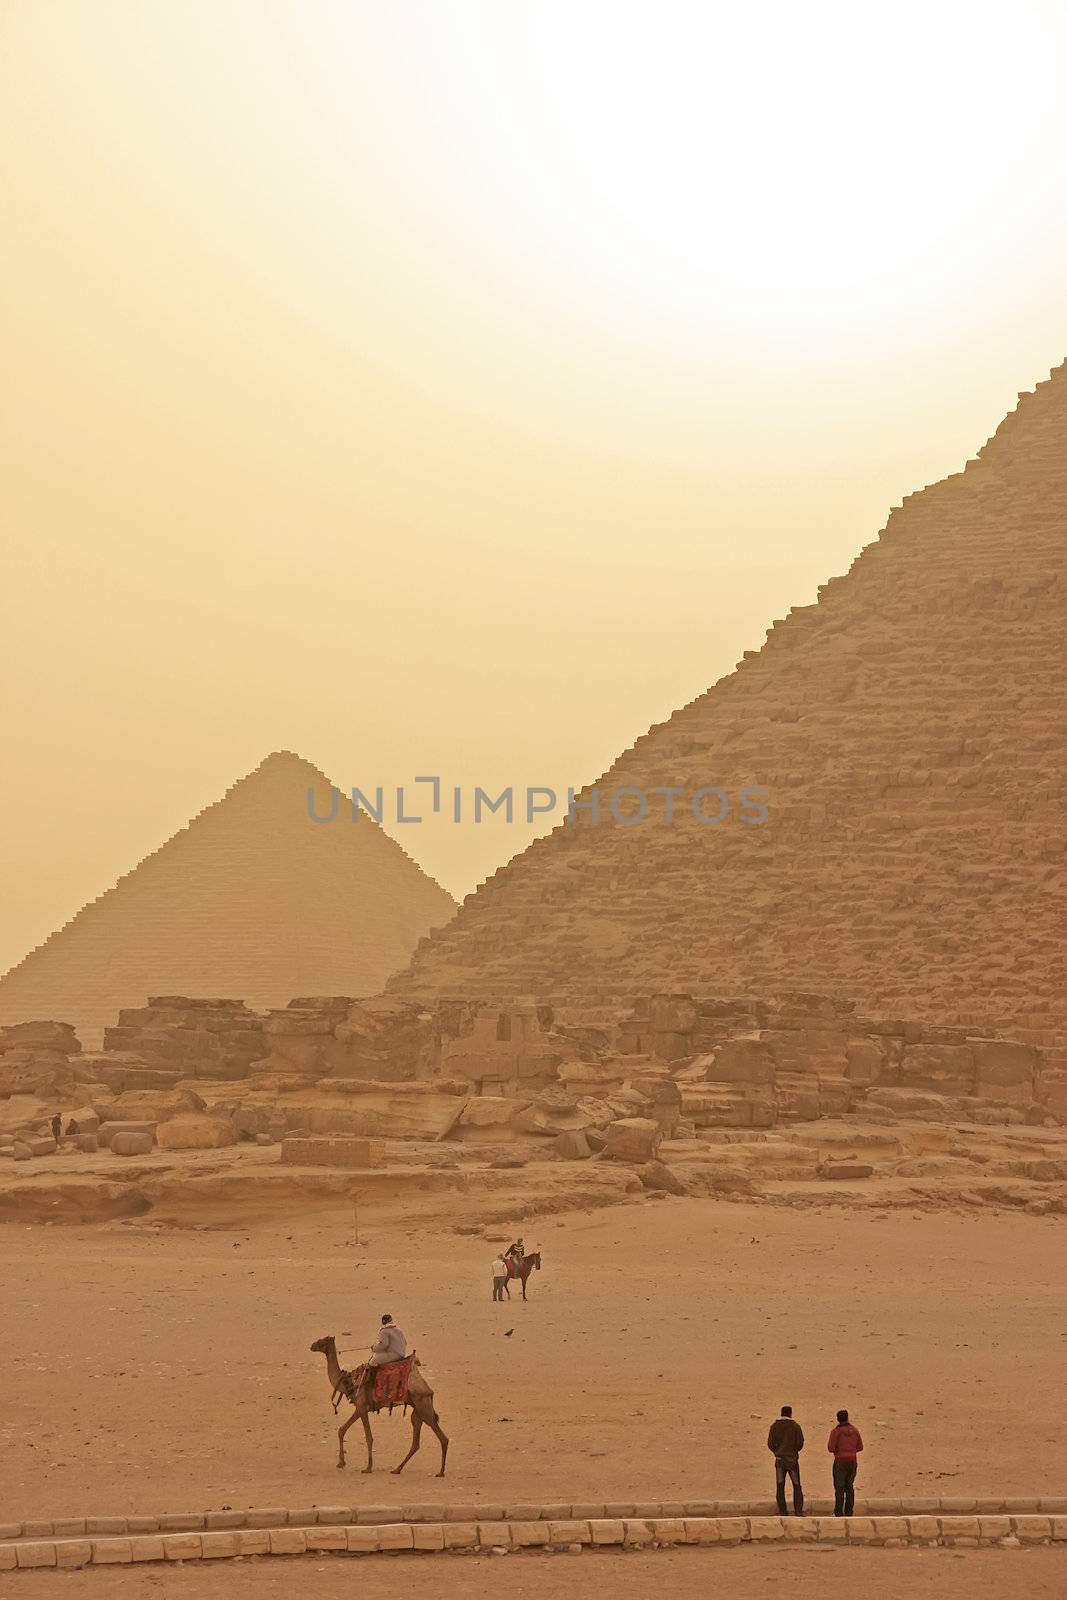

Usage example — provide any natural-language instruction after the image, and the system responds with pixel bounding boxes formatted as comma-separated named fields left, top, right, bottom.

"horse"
left=503, top=1250, right=542, bottom=1301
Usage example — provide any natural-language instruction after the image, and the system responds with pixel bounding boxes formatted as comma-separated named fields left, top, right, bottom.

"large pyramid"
left=0, top=753, right=456, bottom=1045
left=395, top=363, right=1067, bottom=1027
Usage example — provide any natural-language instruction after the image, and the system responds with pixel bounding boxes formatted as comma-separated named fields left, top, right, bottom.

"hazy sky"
left=3, top=0, right=1067, bottom=974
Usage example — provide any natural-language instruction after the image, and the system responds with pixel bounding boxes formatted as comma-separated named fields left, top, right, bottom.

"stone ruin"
left=1, top=985, right=1062, bottom=1167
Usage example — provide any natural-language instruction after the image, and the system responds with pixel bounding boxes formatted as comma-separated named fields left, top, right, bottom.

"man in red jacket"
left=827, top=1409, right=864, bottom=1516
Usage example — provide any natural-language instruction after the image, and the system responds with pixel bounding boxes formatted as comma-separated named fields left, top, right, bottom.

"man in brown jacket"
left=767, top=1405, right=804, bottom=1515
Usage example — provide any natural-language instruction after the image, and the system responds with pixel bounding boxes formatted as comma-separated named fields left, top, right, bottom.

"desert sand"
left=15, top=1547, right=1067, bottom=1600
left=2, top=1189, right=1063, bottom=1522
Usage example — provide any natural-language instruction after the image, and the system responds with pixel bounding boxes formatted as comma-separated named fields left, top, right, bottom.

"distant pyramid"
left=396, top=363, right=1067, bottom=1027
left=0, top=752, right=457, bottom=1045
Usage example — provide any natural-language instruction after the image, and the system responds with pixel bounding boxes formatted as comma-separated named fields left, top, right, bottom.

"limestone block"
left=457, top=1096, right=528, bottom=1141
left=441, top=1522, right=478, bottom=1548
left=305, top=1527, right=347, bottom=1550
left=0, top=1547, right=15, bottom=1571
left=820, top=1161, right=874, bottom=1180
left=900, top=1043, right=975, bottom=1095
left=111, top=1132, right=155, bottom=1156
left=235, top=1530, right=271, bottom=1555
left=357, top=1504, right=403, bottom=1524
left=98, top=1120, right=156, bottom=1147
left=509, top=1522, right=550, bottom=1546
left=244, top=1508, right=288, bottom=1528
left=25, top=1136, right=58, bottom=1156
left=476, top=1522, right=512, bottom=1549
left=684, top=1518, right=721, bottom=1543
left=713, top=1517, right=749, bottom=1543
left=747, top=1517, right=786, bottom=1541
left=978, top=1516, right=1012, bottom=1541
left=268, top=1528, right=307, bottom=1554
left=0, top=1021, right=80, bottom=1053
left=15, top=1542, right=58, bottom=1567
left=589, top=1520, right=626, bottom=1545
left=86, top=1517, right=127, bottom=1535
left=200, top=1532, right=240, bottom=1558
left=972, top=1040, right=1038, bottom=1104
left=845, top=1041, right=889, bottom=1085
left=623, top=1520, right=654, bottom=1546
left=377, top=1523, right=415, bottom=1548
left=1011, top=1515, right=1052, bottom=1542
left=553, top=1129, right=592, bottom=1160
left=345, top=1525, right=383, bottom=1552
left=603, top=1117, right=661, bottom=1162
left=56, top=1540, right=94, bottom=1567
left=412, top=1524, right=445, bottom=1549
left=313, top=1505, right=353, bottom=1524
left=905, top=1516, right=940, bottom=1541
left=162, top=1534, right=203, bottom=1559
left=706, top=1038, right=776, bottom=1084
left=156, top=1116, right=235, bottom=1151
left=91, top=1540, right=133, bottom=1563
left=637, top=1160, right=688, bottom=1194
left=77, top=1134, right=99, bottom=1152
left=280, top=1136, right=382, bottom=1168
left=128, top=1537, right=165, bottom=1561
left=762, top=1028, right=849, bottom=1076
left=548, top=1520, right=591, bottom=1545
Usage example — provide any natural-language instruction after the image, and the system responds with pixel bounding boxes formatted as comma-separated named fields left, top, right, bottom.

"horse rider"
left=360, top=1313, right=407, bottom=1402
left=505, top=1236, right=525, bottom=1264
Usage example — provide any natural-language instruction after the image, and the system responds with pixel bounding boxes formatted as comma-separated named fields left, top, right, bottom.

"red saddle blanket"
left=349, top=1355, right=414, bottom=1410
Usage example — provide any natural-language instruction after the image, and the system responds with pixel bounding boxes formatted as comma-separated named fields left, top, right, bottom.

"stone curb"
left=2, top=1514, right=1065, bottom=1568
left=3, top=1495, right=1064, bottom=1542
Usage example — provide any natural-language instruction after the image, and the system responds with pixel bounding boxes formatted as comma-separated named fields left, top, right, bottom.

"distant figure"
left=66, top=1119, right=80, bottom=1137
left=767, top=1405, right=804, bottom=1515
left=828, top=1409, right=864, bottom=1516
left=505, top=1236, right=525, bottom=1263
left=50, top=1113, right=62, bottom=1144
left=359, top=1313, right=407, bottom=1403
left=491, top=1255, right=508, bottom=1301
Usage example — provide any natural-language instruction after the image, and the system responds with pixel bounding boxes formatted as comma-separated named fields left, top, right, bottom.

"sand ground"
left=1, top=1192, right=1063, bottom=1522
left=10, top=1548, right=1067, bottom=1600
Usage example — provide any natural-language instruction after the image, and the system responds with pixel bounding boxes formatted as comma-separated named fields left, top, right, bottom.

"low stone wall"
left=3, top=1506, right=1066, bottom=1567
left=280, top=1136, right=383, bottom=1168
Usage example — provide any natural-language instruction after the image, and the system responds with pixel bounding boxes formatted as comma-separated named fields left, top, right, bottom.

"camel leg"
left=337, top=1406, right=362, bottom=1469
left=429, top=1415, right=450, bottom=1477
left=360, top=1411, right=375, bottom=1473
left=391, top=1412, right=422, bottom=1475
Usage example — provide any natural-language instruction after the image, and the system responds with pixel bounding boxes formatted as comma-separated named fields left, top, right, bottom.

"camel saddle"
left=340, top=1353, right=415, bottom=1413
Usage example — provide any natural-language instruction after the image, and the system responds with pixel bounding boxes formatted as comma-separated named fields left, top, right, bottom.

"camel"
left=310, top=1335, right=449, bottom=1475
left=503, top=1250, right=541, bottom=1301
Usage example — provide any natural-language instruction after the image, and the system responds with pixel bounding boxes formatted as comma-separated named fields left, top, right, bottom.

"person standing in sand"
left=828, top=1408, right=863, bottom=1516
left=491, top=1255, right=508, bottom=1301
left=767, top=1404, right=804, bottom=1515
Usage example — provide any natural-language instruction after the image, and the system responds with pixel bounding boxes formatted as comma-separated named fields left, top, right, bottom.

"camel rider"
left=360, top=1313, right=407, bottom=1400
